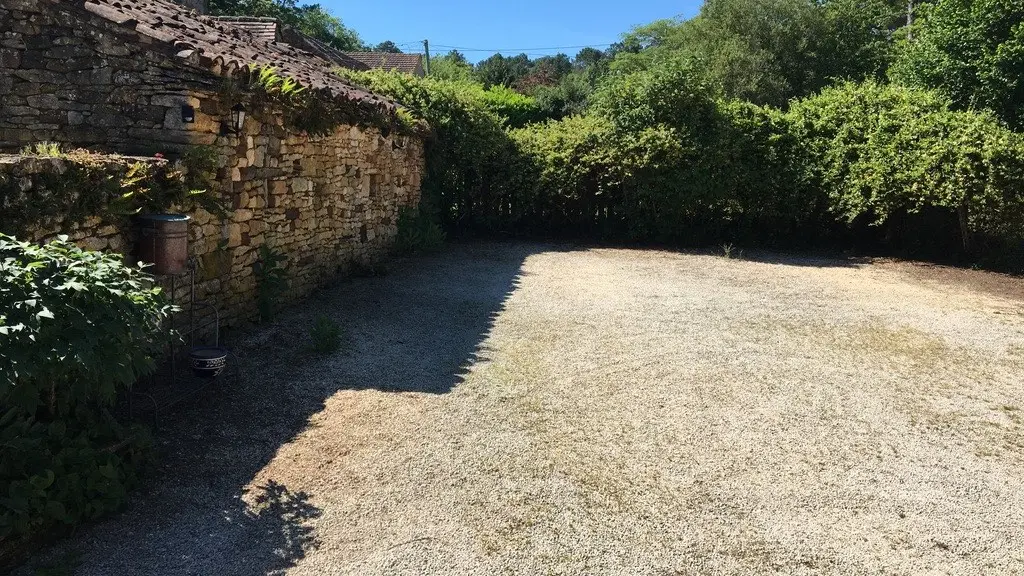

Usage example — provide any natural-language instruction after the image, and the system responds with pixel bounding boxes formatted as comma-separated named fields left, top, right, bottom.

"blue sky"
left=323, top=0, right=703, bottom=62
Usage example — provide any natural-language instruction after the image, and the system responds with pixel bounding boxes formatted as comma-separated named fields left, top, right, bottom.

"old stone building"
left=0, top=0, right=427, bottom=325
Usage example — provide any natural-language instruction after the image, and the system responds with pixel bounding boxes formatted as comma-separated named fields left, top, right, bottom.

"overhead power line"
left=429, top=43, right=615, bottom=53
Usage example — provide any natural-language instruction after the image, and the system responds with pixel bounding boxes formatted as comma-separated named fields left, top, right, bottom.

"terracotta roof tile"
left=342, top=52, right=425, bottom=76
left=207, top=16, right=280, bottom=42
left=76, top=0, right=400, bottom=115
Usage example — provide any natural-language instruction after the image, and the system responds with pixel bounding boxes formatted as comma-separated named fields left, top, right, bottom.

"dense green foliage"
left=790, top=81, right=1024, bottom=259
left=0, top=236, right=172, bottom=546
left=512, top=61, right=817, bottom=244
left=351, top=67, right=1023, bottom=266
left=437, top=49, right=613, bottom=120
left=510, top=74, right=1024, bottom=260
left=236, top=0, right=1024, bottom=266
left=0, top=148, right=223, bottom=238
left=475, top=85, right=545, bottom=128
left=612, top=0, right=907, bottom=107
left=338, top=69, right=529, bottom=233
left=891, top=0, right=1024, bottom=129
left=393, top=206, right=446, bottom=255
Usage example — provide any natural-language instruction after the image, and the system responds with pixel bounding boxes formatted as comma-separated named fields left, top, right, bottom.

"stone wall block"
left=1, top=3, right=423, bottom=327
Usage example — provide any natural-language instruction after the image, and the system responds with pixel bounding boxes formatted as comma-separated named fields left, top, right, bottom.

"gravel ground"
left=22, top=242, right=1024, bottom=575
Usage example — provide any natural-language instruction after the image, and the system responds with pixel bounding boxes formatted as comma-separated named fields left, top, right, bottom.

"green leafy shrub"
left=476, top=84, right=545, bottom=128
left=0, top=235, right=172, bottom=549
left=309, top=315, right=344, bottom=355
left=512, top=115, right=625, bottom=237
left=393, top=206, right=446, bottom=255
left=709, top=99, right=822, bottom=245
left=788, top=81, right=1024, bottom=260
left=339, top=69, right=531, bottom=235
left=513, top=59, right=802, bottom=244
left=255, top=245, right=289, bottom=323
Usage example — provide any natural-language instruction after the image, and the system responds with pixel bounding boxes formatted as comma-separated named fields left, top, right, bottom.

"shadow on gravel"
left=20, top=242, right=553, bottom=576
left=726, top=249, right=871, bottom=269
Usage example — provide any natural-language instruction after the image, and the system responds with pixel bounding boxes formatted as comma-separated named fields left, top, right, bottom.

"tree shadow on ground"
left=19, top=241, right=553, bottom=576
left=719, top=248, right=872, bottom=269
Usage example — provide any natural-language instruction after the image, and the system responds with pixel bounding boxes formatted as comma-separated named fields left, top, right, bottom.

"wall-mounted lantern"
left=181, top=105, right=195, bottom=124
left=230, top=103, right=246, bottom=134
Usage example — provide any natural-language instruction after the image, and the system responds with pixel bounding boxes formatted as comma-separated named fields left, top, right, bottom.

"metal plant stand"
left=127, top=257, right=240, bottom=430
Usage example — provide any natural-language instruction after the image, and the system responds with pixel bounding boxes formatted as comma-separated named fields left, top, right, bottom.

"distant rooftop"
left=342, top=52, right=426, bottom=77
left=208, top=16, right=423, bottom=76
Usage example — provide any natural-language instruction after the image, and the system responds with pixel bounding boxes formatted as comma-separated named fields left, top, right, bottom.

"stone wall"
left=185, top=123, right=423, bottom=325
left=1, top=123, right=423, bottom=328
left=0, top=0, right=224, bottom=155
left=0, top=0, right=426, bottom=327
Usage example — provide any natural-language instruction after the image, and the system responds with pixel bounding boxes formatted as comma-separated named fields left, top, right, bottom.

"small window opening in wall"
left=181, top=105, right=195, bottom=123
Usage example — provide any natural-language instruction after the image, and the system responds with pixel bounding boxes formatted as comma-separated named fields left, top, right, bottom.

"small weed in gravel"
left=721, top=243, right=743, bottom=259
left=310, top=315, right=344, bottom=355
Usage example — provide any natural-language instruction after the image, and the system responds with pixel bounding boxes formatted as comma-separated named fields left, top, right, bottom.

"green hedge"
left=513, top=76, right=1024, bottom=264
left=338, top=70, right=533, bottom=234
left=0, top=235, right=173, bottom=551
left=512, top=115, right=625, bottom=236
left=789, top=81, right=1024, bottom=260
left=513, top=60, right=819, bottom=245
left=476, top=84, right=546, bottom=129
left=344, top=68, right=1024, bottom=268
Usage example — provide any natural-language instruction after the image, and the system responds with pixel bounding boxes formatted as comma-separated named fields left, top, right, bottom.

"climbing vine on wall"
left=230, top=65, right=420, bottom=137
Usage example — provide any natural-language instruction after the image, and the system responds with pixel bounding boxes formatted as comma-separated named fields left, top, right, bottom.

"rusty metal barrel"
left=136, top=214, right=190, bottom=275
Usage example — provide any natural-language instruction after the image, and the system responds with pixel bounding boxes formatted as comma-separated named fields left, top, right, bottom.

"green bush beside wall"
left=0, top=235, right=173, bottom=553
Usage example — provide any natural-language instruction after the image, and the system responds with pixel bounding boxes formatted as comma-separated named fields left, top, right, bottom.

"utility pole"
left=423, top=39, right=431, bottom=75
left=907, top=0, right=914, bottom=40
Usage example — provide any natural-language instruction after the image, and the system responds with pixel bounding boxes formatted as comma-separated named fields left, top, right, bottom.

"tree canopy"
left=429, top=50, right=474, bottom=81
left=891, top=0, right=1024, bottom=129
left=607, top=0, right=909, bottom=107
left=373, top=40, right=404, bottom=53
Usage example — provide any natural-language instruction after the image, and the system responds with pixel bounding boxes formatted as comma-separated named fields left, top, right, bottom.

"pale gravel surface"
left=23, top=242, right=1024, bottom=575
